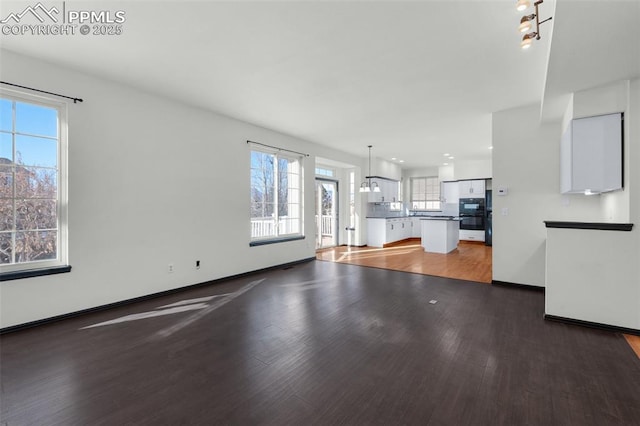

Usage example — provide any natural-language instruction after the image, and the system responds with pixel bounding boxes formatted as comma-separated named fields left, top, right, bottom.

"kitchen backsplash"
left=367, top=202, right=406, bottom=218
left=367, top=202, right=459, bottom=218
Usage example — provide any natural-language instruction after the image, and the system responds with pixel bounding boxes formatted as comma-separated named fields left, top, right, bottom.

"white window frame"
left=250, top=147, right=304, bottom=244
left=0, top=89, right=68, bottom=273
left=315, top=166, right=335, bottom=178
left=410, top=176, right=441, bottom=211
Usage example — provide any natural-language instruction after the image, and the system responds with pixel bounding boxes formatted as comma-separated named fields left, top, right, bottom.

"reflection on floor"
left=316, top=239, right=492, bottom=284
left=2, top=261, right=639, bottom=424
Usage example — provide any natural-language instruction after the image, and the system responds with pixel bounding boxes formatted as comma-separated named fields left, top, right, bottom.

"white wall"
left=492, top=103, right=603, bottom=287
left=572, top=80, right=631, bottom=222
left=545, top=77, right=640, bottom=329
left=372, top=157, right=401, bottom=180
left=454, top=159, right=492, bottom=181
left=0, top=50, right=363, bottom=328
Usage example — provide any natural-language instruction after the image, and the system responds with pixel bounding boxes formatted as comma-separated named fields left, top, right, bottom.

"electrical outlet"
left=196, top=260, right=200, bottom=270
left=168, top=264, right=174, bottom=273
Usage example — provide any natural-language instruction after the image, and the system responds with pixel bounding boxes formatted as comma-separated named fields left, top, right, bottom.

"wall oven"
left=459, top=198, right=485, bottom=230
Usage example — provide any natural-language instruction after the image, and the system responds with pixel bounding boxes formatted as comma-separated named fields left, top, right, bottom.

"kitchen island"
left=420, top=217, right=460, bottom=254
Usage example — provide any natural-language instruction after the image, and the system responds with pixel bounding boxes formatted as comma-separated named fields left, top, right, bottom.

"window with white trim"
left=250, top=149, right=303, bottom=242
left=315, top=166, right=334, bottom=177
left=410, top=176, right=441, bottom=211
left=0, top=91, right=68, bottom=271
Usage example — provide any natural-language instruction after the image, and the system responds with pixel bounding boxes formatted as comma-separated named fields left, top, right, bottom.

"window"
left=0, top=92, right=68, bottom=272
left=410, top=177, right=441, bottom=211
left=315, top=167, right=334, bottom=177
left=250, top=149, right=303, bottom=243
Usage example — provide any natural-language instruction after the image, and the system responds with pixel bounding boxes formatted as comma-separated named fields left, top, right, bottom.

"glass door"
left=315, top=180, right=338, bottom=249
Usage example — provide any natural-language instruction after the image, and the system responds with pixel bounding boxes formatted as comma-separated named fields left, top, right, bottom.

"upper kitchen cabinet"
left=441, top=181, right=459, bottom=204
left=367, top=177, right=399, bottom=202
left=561, top=113, right=623, bottom=194
left=459, top=179, right=485, bottom=198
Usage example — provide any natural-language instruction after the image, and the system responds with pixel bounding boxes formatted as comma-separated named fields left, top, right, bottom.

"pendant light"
left=359, top=145, right=381, bottom=193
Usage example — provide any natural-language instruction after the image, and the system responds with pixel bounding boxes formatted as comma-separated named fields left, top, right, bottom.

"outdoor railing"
left=250, top=216, right=334, bottom=238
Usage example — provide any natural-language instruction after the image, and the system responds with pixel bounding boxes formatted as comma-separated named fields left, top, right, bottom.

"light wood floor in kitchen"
left=316, top=239, right=492, bottom=284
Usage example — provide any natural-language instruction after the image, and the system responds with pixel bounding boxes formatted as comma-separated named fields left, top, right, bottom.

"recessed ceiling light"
left=391, top=157, right=397, bottom=160
left=488, top=146, right=493, bottom=150
left=444, top=153, right=450, bottom=157
left=448, top=156, right=454, bottom=159
left=399, top=160, right=405, bottom=163
left=443, top=162, right=449, bottom=166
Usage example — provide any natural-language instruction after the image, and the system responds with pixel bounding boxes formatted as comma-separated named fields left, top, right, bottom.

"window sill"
left=250, top=235, right=305, bottom=247
left=0, top=265, right=72, bottom=282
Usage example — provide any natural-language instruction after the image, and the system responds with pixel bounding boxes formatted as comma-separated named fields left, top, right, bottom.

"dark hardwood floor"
left=1, top=260, right=639, bottom=425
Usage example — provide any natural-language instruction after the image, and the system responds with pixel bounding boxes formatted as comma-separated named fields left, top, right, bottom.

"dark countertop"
left=366, top=216, right=461, bottom=220
left=366, top=216, right=412, bottom=219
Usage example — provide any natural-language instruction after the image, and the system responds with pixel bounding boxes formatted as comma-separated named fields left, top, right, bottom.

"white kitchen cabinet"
left=385, top=219, right=398, bottom=243
left=399, top=218, right=411, bottom=240
left=367, top=217, right=412, bottom=247
left=367, top=178, right=399, bottom=203
left=421, top=219, right=460, bottom=254
left=459, top=180, right=485, bottom=198
left=367, top=218, right=386, bottom=246
left=459, top=229, right=485, bottom=242
left=560, top=112, right=623, bottom=194
left=382, top=179, right=399, bottom=202
left=411, top=218, right=421, bottom=238
left=441, top=181, right=459, bottom=204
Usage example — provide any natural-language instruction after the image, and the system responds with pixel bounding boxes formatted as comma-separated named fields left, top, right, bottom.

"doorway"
left=315, top=179, right=338, bottom=249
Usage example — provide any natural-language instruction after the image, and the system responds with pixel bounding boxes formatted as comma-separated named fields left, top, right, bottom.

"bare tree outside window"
left=0, top=98, right=60, bottom=265
left=250, top=149, right=302, bottom=240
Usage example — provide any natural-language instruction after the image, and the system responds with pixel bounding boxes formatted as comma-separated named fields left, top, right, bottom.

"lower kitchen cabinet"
left=367, top=218, right=412, bottom=247
left=459, top=229, right=485, bottom=242
left=411, top=218, right=422, bottom=238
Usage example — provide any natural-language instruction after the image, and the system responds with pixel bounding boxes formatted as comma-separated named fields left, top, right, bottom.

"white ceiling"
left=1, top=0, right=638, bottom=169
left=543, top=0, right=640, bottom=120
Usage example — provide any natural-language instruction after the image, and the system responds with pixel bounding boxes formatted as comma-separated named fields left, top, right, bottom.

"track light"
left=518, top=0, right=552, bottom=50
left=519, top=14, right=535, bottom=33
left=521, top=32, right=536, bottom=49
left=516, top=0, right=530, bottom=11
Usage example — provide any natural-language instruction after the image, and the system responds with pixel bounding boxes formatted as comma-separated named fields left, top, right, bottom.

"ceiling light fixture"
left=359, top=145, right=381, bottom=193
left=516, top=0, right=530, bottom=12
left=519, top=14, right=535, bottom=33
left=519, top=0, right=552, bottom=50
